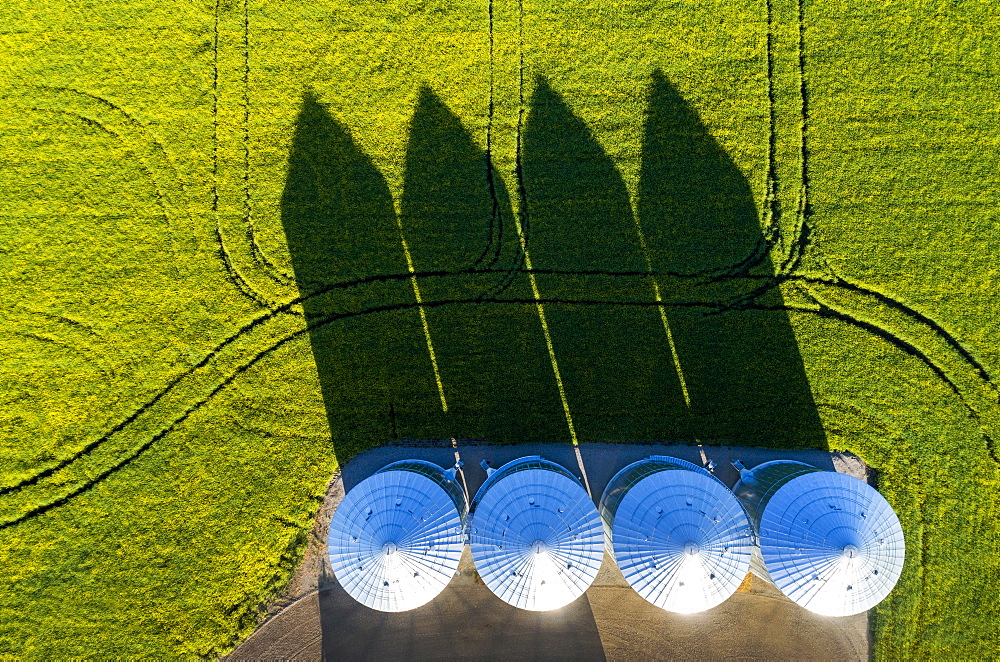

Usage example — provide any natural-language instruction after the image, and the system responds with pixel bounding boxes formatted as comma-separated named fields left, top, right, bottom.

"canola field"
left=1, top=0, right=998, bottom=657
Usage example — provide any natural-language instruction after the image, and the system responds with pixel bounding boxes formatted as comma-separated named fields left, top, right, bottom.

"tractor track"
left=210, top=3, right=296, bottom=312
left=1, top=261, right=995, bottom=527
left=27, top=83, right=283, bottom=307
left=0, top=266, right=671, bottom=500
left=248, top=223, right=296, bottom=286
left=3, top=263, right=993, bottom=496
left=762, top=0, right=782, bottom=250
left=750, top=294, right=999, bottom=466
left=28, top=107, right=174, bottom=231
left=8, top=73, right=996, bottom=520
left=215, top=225, right=282, bottom=310
left=472, top=0, right=505, bottom=270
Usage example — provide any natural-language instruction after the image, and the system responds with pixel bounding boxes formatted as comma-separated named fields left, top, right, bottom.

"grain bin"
left=732, top=460, right=905, bottom=616
left=469, top=456, right=604, bottom=611
left=600, top=455, right=754, bottom=613
left=327, top=459, right=467, bottom=612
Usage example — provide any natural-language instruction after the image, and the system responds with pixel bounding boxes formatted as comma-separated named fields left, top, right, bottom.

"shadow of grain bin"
left=280, top=90, right=442, bottom=459
left=522, top=76, right=691, bottom=443
left=637, top=70, right=827, bottom=449
left=280, top=76, right=826, bottom=456
left=319, top=580, right=606, bottom=660
left=398, top=87, right=566, bottom=443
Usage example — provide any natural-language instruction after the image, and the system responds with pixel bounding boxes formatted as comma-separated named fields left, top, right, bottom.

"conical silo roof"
left=469, top=456, right=604, bottom=611
left=601, top=456, right=754, bottom=613
left=757, top=470, right=904, bottom=617
left=327, top=460, right=466, bottom=612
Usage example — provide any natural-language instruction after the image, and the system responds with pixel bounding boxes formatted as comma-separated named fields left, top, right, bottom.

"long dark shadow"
left=319, top=580, right=606, bottom=660
left=637, top=70, right=827, bottom=449
left=280, top=90, right=442, bottom=459
left=280, top=78, right=826, bottom=458
left=399, top=87, right=566, bottom=443
left=522, top=75, right=691, bottom=443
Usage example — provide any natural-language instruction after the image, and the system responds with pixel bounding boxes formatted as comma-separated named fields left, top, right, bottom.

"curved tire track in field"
left=28, top=85, right=193, bottom=247
left=248, top=223, right=296, bottom=286
left=473, top=0, right=506, bottom=272
left=749, top=285, right=999, bottom=466
left=762, top=0, right=781, bottom=255
left=0, top=267, right=654, bottom=510
left=28, top=106, right=176, bottom=232
left=2, top=261, right=993, bottom=502
left=8, top=332, right=113, bottom=382
left=3, top=268, right=995, bottom=513
left=215, top=225, right=283, bottom=310
left=27, top=84, right=282, bottom=312
left=1, top=264, right=997, bottom=527
left=215, top=200, right=299, bottom=311
left=701, top=268, right=995, bottom=401
left=3, top=306, right=117, bottom=382
left=795, top=275, right=994, bottom=385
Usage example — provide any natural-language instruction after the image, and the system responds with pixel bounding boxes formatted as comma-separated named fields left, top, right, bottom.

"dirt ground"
left=226, top=443, right=871, bottom=661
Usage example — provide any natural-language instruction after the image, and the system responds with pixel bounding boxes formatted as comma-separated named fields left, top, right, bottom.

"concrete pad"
left=227, top=442, right=871, bottom=661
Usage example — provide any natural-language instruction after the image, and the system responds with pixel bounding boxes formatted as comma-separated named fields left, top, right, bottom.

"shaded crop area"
left=0, top=0, right=997, bottom=658
left=281, top=73, right=827, bottom=457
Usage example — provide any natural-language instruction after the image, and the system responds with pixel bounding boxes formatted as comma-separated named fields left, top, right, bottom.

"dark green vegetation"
left=0, top=0, right=997, bottom=658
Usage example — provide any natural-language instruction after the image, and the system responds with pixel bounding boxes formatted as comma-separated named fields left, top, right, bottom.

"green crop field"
left=1, top=0, right=998, bottom=657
